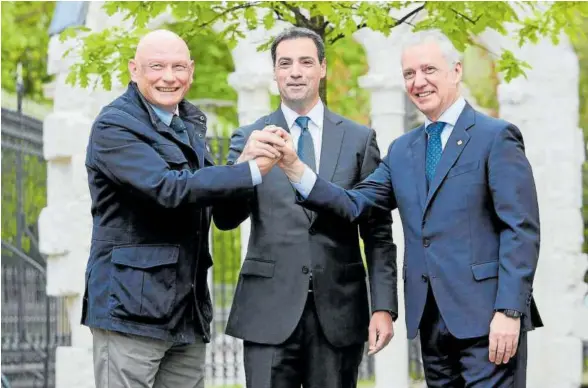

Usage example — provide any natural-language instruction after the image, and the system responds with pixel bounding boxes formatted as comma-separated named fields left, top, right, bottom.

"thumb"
left=368, top=325, right=377, bottom=354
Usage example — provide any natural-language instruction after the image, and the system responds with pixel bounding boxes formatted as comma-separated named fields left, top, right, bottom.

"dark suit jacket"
left=300, top=103, right=543, bottom=339
left=82, top=82, right=254, bottom=343
left=214, top=108, right=397, bottom=348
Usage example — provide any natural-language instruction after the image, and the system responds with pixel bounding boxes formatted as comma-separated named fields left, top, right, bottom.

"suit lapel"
left=264, top=109, right=289, bottom=133
left=410, top=125, right=428, bottom=211
left=318, top=109, right=344, bottom=182
left=183, top=120, right=215, bottom=167
left=424, top=104, right=476, bottom=211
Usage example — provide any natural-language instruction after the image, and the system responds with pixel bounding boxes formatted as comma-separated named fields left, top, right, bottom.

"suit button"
left=423, top=238, right=430, bottom=247
left=421, top=274, right=429, bottom=283
left=308, top=227, right=316, bottom=235
left=302, top=266, right=309, bottom=274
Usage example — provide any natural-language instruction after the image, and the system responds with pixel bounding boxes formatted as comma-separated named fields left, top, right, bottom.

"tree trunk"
left=319, top=75, right=327, bottom=106
left=308, top=15, right=328, bottom=106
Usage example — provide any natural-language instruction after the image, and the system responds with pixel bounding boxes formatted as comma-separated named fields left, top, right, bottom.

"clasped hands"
left=236, top=125, right=304, bottom=180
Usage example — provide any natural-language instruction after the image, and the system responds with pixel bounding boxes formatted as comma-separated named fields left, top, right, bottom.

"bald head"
left=129, top=29, right=194, bottom=113
left=134, top=29, right=191, bottom=62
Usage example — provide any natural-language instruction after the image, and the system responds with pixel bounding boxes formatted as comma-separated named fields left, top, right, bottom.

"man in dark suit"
left=213, top=27, right=397, bottom=388
left=275, top=30, right=543, bottom=387
left=82, top=30, right=285, bottom=388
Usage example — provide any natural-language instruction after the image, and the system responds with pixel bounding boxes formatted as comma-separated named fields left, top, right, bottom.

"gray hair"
left=270, top=27, right=326, bottom=65
left=401, top=30, right=462, bottom=66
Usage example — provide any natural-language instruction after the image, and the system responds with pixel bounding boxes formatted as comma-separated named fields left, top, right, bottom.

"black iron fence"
left=1, top=108, right=71, bottom=388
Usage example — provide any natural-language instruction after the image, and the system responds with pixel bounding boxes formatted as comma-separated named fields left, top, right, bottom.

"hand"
left=255, top=156, right=279, bottom=176
left=367, top=311, right=394, bottom=355
left=262, top=126, right=297, bottom=168
left=489, top=311, right=520, bottom=365
left=263, top=126, right=306, bottom=182
left=236, top=129, right=284, bottom=164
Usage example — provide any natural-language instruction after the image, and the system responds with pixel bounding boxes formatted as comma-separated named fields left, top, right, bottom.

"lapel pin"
left=457, top=140, right=463, bottom=146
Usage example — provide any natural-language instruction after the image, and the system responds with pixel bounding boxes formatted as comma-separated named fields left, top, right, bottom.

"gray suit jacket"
left=214, top=108, right=397, bottom=348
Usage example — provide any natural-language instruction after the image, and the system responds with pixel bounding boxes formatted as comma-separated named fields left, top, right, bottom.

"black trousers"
left=243, top=296, right=364, bottom=388
left=419, top=287, right=528, bottom=387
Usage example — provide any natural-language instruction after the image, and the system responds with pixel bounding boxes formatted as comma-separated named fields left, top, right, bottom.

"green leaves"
left=495, top=49, right=531, bottom=83
left=1, top=1, right=56, bottom=102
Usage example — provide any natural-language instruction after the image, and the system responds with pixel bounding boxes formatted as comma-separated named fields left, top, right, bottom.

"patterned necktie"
left=169, top=115, right=190, bottom=145
left=295, top=116, right=316, bottom=172
left=425, top=121, right=446, bottom=185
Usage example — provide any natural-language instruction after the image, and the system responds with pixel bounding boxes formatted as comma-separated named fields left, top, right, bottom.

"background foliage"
left=1, top=1, right=55, bottom=103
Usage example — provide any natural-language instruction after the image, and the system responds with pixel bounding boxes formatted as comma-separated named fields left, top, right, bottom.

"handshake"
left=236, top=125, right=306, bottom=181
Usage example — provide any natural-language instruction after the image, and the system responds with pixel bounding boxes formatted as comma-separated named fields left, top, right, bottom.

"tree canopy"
left=64, top=1, right=588, bottom=98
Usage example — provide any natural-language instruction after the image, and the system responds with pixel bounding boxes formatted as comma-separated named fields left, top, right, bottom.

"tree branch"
left=283, top=2, right=310, bottom=27
left=393, top=4, right=426, bottom=27
left=273, top=8, right=285, bottom=21
left=328, top=4, right=425, bottom=45
left=195, top=2, right=262, bottom=28
left=328, top=23, right=367, bottom=45
left=450, top=8, right=481, bottom=24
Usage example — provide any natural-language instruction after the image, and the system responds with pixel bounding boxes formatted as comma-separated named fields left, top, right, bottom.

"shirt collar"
left=149, top=103, right=179, bottom=126
left=281, top=100, right=324, bottom=130
left=424, top=96, right=466, bottom=128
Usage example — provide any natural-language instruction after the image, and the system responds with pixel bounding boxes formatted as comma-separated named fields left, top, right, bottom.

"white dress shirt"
left=424, top=96, right=466, bottom=150
left=281, top=100, right=324, bottom=173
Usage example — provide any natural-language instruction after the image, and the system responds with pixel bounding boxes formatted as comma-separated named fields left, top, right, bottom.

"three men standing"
left=83, top=24, right=541, bottom=388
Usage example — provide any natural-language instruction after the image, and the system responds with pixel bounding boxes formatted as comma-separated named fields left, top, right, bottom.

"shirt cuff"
left=290, top=166, right=317, bottom=199
left=248, top=160, right=262, bottom=186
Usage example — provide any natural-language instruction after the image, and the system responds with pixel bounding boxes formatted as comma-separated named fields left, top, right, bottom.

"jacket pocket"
left=109, top=245, right=179, bottom=323
left=471, top=261, right=499, bottom=281
left=343, top=262, right=366, bottom=282
left=241, top=258, right=275, bottom=278
left=447, top=160, right=480, bottom=179
left=155, top=144, right=189, bottom=167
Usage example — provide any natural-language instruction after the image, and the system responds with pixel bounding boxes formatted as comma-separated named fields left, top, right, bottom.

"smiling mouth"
left=287, top=84, right=306, bottom=88
left=156, top=87, right=180, bottom=92
left=415, top=91, right=434, bottom=98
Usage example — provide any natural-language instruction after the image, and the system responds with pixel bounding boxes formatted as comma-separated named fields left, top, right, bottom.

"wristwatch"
left=496, top=309, right=521, bottom=318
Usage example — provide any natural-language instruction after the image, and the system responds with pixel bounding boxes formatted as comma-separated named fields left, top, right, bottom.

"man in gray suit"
left=213, top=27, right=397, bottom=387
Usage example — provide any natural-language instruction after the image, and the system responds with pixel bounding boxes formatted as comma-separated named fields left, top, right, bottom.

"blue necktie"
left=425, top=121, right=446, bottom=185
left=170, top=115, right=190, bottom=145
left=295, top=116, right=316, bottom=172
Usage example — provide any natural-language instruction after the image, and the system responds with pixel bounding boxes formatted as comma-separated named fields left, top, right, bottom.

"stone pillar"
left=354, top=26, right=411, bottom=388
left=486, top=27, right=587, bottom=387
left=38, top=2, right=127, bottom=387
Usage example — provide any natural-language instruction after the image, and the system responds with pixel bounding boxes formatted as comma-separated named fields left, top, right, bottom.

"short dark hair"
left=270, top=27, right=325, bottom=65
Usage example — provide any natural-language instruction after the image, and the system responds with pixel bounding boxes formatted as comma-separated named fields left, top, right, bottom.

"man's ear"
left=320, top=59, right=327, bottom=79
left=128, top=59, right=138, bottom=82
left=453, top=61, right=463, bottom=84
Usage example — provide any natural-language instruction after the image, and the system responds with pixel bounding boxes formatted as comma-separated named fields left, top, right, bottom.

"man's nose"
left=290, top=63, right=302, bottom=78
left=162, top=66, right=175, bottom=82
left=413, top=71, right=427, bottom=88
